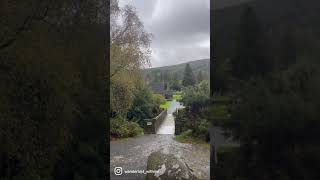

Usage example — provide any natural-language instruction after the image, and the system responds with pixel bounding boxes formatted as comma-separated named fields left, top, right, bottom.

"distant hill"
left=143, top=59, right=210, bottom=82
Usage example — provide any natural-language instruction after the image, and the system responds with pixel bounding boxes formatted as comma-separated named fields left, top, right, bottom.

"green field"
left=173, top=94, right=182, bottom=101
left=160, top=100, right=172, bottom=109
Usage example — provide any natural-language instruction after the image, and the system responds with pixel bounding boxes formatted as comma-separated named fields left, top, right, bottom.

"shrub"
left=110, top=116, right=143, bottom=138
left=127, top=87, right=164, bottom=125
left=127, top=121, right=144, bottom=137
left=153, top=94, right=166, bottom=105
left=182, top=80, right=210, bottom=112
left=174, top=129, right=193, bottom=142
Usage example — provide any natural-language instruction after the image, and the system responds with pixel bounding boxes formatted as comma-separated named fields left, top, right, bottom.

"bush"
left=174, top=109, right=189, bottom=135
left=174, top=109, right=210, bottom=142
left=127, top=121, right=144, bottom=137
left=153, top=94, right=166, bottom=105
left=182, top=80, right=210, bottom=112
left=174, top=129, right=193, bottom=142
left=127, top=87, right=164, bottom=125
left=110, top=116, right=143, bottom=138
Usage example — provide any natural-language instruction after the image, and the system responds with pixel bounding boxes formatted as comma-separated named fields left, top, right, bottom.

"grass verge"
left=160, top=100, right=171, bottom=109
left=173, top=94, right=182, bottom=101
left=174, top=130, right=209, bottom=148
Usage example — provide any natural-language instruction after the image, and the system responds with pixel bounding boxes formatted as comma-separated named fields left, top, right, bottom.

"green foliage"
left=173, top=109, right=188, bottom=135
left=170, top=80, right=183, bottom=91
left=182, top=80, right=210, bottom=112
left=173, top=94, right=182, bottom=101
left=174, top=80, right=210, bottom=142
left=110, top=0, right=158, bottom=140
left=174, top=129, right=209, bottom=147
left=127, top=87, right=164, bottom=126
left=197, top=70, right=204, bottom=82
left=182, top=64, right=196, bottom=87
left=110, top=116, right=143, bottom=138
left=144, top=59, right=209, bottom=85
left=110, top=0, right=151, bottom=115
left=160, top=101, right=171, bottom=110
left=174, top=109, right=210, bottom=142
left=152, top=93, right=166, bottom=105
left=110, top=116, right=130, bottom=138
left=175, top=129, right=193, bottom=140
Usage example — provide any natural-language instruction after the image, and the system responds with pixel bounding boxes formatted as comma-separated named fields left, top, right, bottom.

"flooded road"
left=110, top=134, right=209, bottom=179
left=168, top=99, right=185, bottom=114
left=110, top=100, right=209, bottom=179
left=156, top=113, right=175, bottom=134
left=156, top=100, right=183, bottom=134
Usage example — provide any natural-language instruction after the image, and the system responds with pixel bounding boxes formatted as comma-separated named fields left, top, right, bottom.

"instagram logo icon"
left=114, top=167, right=122, bottom=175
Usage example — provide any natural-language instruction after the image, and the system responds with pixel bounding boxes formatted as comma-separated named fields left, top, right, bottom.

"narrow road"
left=156, top=113, right=175, bottom=134
left=110, top=100, right=210, bottom=179
left=156, top=99, right=185, bottom=134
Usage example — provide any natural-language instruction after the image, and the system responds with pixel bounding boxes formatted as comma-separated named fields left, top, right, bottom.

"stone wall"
left=143, top=110, right=168, bottom=134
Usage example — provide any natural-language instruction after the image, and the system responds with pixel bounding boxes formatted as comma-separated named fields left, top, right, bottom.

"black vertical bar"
left=106, top=0, right=110, bottom=178
left=210, top=0, right=216, bottom=179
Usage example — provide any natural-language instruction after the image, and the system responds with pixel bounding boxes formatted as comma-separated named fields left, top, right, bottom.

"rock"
left=146, top=151, right=198, bottom=180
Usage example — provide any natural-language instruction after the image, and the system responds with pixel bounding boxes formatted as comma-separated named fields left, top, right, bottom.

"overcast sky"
left=119, top=0, right=210, bottom=68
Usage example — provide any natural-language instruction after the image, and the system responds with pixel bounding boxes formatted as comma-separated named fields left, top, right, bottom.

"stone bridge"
left=143, top=109, right=168, bottom=134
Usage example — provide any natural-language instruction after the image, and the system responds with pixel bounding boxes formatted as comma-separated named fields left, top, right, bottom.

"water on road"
left=110, top=100, right=210, bottom=179
left=110, top=134, right=209, bottom=179
left=156, top=113, right=175, bottom=134
left=156, top=100, right=185, bottom=134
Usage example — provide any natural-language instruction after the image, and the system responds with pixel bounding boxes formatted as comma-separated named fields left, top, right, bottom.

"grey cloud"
left=120, top=0, right=210, bottom=67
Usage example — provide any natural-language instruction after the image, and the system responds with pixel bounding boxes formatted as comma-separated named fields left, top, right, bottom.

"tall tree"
left=110, top=0, right=152, bottom=115
left=197, top=70, right=204, bottom=82
left=182, top=64, right=196, bottom=87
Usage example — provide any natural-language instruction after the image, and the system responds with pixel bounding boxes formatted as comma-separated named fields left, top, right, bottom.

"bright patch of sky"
left=119, top=0, right=210, bottom=68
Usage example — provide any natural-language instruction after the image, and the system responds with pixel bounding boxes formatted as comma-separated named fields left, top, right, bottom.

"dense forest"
left=211, top=1, right=320, bottom=179
left=144, top=59, right=209, bottom=82
left=0, top=0, right=108, bottom=179
left=143, top=59, right=209, bottom=92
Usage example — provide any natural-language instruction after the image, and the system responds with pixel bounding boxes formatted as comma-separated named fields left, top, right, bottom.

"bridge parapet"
left=143, top=110, right=167, bottom=134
